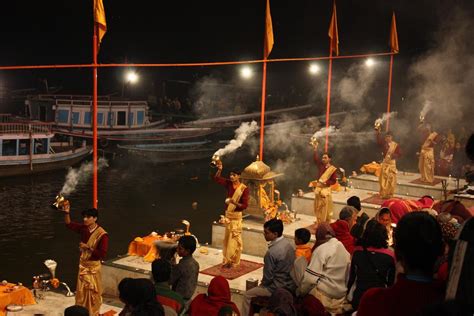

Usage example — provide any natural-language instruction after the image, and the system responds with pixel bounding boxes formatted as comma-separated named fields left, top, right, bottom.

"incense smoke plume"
left=405, top=6, right=474, bottom=131
left=419, top=100, right=432, bottom=118
left=312, top=126, right=337, bottom=140
left=190, top=76, right=258, bottom=118
left=337, top=62, right=378, bottom=107
left=374, top=112, right=397, bottom=127
left=60, top=158, right=109, bottom=196
left=214, top=121, right=258, bottom=156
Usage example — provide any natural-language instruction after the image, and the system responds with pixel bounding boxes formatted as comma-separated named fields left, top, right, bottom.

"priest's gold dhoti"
left=379, top=160, right=397, bottom=199
left=419, top=147, right=435, bottom=183
left=76, top=259, right=102, bottom=316
left=222, top=215, right=243, bottom=267
left=314, top=186, right=333, bottom=223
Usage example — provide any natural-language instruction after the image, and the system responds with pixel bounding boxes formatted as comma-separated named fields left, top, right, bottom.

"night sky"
left=0, top=0, right=471, bottom=97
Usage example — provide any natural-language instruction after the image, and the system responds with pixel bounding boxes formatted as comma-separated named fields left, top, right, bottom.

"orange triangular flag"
left=389, top=12, right=399, bottom=53
left=328, top=1, right=339, bottom=56
left=264, top=0, right=274, bottom=58
left=94, top=0, right=107, bottom=46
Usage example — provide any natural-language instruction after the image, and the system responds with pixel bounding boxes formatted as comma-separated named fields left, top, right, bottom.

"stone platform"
left=15, top=291, right=123, bottom=315
left=212, top=214, right=316, bottom=258
left=290, top=187, right=420, bottom=220
left=102, top=247, right=265, bottom=312
left=290, top=170, right=466, bottom=219
left=349, top=172, right=465, bottom=200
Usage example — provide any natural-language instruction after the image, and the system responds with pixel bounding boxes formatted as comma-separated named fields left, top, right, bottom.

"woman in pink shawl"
left=189, top=275, right=240, bottom=316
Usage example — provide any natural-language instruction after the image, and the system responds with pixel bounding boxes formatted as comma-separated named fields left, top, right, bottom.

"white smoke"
left=311, top=126, right=337, bottom=140
left=419, top=100, right=432, bottom=118
left=337, top=62, right=378, bottom=107
left=374, top=111, right=397, bottom=126
left=406, top=6, right=474, bottom=130
left=60, top=158, right=109, bottom=196
left=214, top=121, right=258, bottom=156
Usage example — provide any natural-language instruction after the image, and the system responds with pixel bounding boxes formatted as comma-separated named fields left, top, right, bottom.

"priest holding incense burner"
left=212, top=159, right=249, bottom=269
left=375, top=125, right=401, bottom=199
left=309, top=139, right=337, bottom=224
left=63, top=201, right=108, bottom=315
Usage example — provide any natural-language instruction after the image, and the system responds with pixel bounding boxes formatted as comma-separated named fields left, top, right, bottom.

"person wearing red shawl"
left=188, top=276, right=240, bottom=316
left=381, top=195, right=435, bottom=224
left=330, top=206, right=357, bottom=255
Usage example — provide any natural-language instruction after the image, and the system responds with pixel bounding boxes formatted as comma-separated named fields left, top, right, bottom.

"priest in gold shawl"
left=309, top=142, right=338, bottom=223
left=418, top=123, right=440, bottom=183
left=64, top=202, right=108, bottom=316
left=213, top=161, right=249, bottom=268
left=376, top=130, right=401, bottom=199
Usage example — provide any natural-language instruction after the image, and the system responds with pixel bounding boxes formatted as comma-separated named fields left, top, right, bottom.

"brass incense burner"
left=51, top=194, right=68, bottom=210
left=419, top=114, right=425, bottom=124
left=309, top=136, right=319, bottom=147
left=210, top=154, right=221, bottom=168
left=374, top=119, right=382, bottom=131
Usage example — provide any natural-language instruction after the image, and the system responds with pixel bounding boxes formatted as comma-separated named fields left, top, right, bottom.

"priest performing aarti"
left=212, top=159, right=249, bottom=269
left=418, top=122, right=440, bottom=183
left=309, top=139, right=337, bottom=224
left=375, top=125, right=401, bottom=199
left=62, top=201, right=108, bottom=316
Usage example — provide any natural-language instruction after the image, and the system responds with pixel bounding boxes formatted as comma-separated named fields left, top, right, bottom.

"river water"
left=0, top=153, right=243, bottom=288
left=0, top=133, right=380, bottom=289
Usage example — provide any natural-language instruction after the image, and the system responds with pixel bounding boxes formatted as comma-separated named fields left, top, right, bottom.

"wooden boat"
left=117, top=140, right=228, bottom=163
left=0, top=114, right=91, bottom=177
left=24, top=94, right=220, bottom=145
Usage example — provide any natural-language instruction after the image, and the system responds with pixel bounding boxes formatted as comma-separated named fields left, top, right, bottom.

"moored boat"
left=24, top=94, right=220, bottom=145
left=117, top=140, right=228, bottom=163
left=0, top=114, right=91, bottom=177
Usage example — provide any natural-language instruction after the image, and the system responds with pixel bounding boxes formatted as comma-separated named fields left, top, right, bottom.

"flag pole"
left=92, top=23, right=98, bottom=209
left=325, top=44, right=333, bottom=152
left=385, top=53, right=394, bottom=132
left=259, top=0, right=273, bottom=162
left=259, top=59, right=267, bottom=161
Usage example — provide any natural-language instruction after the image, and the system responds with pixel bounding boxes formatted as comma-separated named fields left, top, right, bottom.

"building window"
left=2, top=139, right=17, bottom=156
left=98, top=113, right=104, bottom=125
left=107, top=112, right=114, bottom=126
left=34, top=138, right=48, bottom=154
left=117, top=111, right=126, bottom=126
left=137, top=111, right=144, bottom=125
left=84, top=112, right=92, bottom=125
left=128, top=112, right=134, bottom=126
left=57, top=109, right=69, bottom=123
left=72, top=112, right=80, bottom=125
left=18, top=139, right=31, bottom=155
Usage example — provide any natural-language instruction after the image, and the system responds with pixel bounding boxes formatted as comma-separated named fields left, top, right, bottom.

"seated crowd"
left=81, top=197, right=470, bottom=316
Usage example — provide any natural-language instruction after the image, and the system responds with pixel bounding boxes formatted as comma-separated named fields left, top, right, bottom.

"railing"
left=55, top=99, right=148, bottom=107
left=0, top=114, right=12, bottom=123
left=0, top=122, right=53, bottom=134
left=27, top=94, right=148, bottom=107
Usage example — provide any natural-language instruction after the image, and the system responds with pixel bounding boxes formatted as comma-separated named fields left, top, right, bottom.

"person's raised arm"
left=63, top=200, right=71, bottom=225
left=212, top=160, right=227, bottom=186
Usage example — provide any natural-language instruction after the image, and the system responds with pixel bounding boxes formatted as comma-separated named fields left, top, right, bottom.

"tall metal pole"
left=259, top=60, right=268, bottom=161
left=325, top=45, right=333, bottom=152
left=385, top=53, right=394, bottom=132
left=92, top=24, right=98, bottom=209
